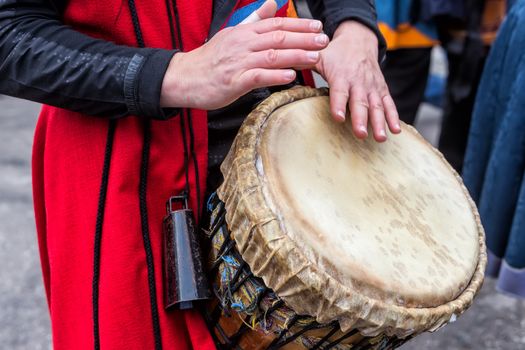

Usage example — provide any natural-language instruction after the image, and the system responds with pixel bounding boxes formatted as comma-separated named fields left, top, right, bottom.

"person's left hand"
left=315, top=20, right=401, bottom=142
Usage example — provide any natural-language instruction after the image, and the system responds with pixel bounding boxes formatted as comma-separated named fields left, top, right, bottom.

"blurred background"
left=1, top=0, right=525, bottom=349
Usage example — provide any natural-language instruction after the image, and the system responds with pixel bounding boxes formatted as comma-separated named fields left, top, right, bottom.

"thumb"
left=256, top=0, right=278, bottom=19
left=240, top=0, right=277, bottom=24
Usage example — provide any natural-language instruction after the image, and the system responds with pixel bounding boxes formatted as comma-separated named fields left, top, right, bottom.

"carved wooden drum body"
left=204, top=87, right=486, bottom=349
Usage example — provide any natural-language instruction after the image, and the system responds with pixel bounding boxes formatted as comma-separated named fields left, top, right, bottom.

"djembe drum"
left=203, top=87, right=486, bottom=349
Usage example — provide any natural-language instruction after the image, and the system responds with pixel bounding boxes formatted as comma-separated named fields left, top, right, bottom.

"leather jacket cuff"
left=125, top=49, right=181, bottom=120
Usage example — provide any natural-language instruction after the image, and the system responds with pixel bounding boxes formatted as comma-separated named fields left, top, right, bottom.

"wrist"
left=160, top=52, right=188, bottom=108
left=334, top=20, right=378, bottom=57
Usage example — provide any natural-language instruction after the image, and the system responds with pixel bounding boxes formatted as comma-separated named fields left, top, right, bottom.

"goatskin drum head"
left=218, top=87, right=486, bottom=337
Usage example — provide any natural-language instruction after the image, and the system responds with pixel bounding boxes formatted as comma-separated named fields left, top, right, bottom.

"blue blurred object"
left=376, top=0, right=438, bottom=40
left=423, top=73, right=445, bottom=108
left=508, top=0, right=518, bottom=11
left=462, top=0, right=525, bottom=298
left=417, top=0, right=464, bottom=22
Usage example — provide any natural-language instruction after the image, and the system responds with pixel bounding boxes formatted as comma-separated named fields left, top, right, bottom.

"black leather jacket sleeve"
left=0, top=0, right=178, bottom=119
left=306, top=0, right=386, bottom=62
left=0, top=0, right=385, bottom=119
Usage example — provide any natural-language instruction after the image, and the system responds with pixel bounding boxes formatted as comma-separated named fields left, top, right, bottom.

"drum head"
left=218, top=87, right=486, bottom=337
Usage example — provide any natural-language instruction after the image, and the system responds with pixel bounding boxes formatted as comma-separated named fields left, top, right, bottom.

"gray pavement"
left=0, top=95, right=51, bottom=349
left=0, top=95, right=523, bottom=349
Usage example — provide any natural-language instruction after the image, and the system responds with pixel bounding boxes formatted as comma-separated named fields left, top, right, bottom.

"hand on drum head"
left=160, top=0, right=328, bottom=110
left=315, top=21, right=401, bottom=142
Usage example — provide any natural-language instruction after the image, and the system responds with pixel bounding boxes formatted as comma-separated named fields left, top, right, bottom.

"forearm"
left=306, top=0, right=386, bottom=61
left=0, top=0, right=177, bottom=119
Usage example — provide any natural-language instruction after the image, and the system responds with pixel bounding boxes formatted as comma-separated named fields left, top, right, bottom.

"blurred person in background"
left=462, top=0, right=525, bottom=299
left=438, top=0, right=507, bottom=171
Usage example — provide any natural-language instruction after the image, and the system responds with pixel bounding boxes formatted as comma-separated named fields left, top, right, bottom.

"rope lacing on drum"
left=203, top=198, right=414, bottom=350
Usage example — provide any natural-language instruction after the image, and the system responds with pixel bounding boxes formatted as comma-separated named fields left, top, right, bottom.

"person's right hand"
left=160, top=1, right=328, bottom=110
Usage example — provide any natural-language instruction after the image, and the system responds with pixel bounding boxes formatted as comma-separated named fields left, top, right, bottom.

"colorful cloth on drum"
left=462, top=0, right=525, bottom=298
left=225, top=0, right=292, bottom=27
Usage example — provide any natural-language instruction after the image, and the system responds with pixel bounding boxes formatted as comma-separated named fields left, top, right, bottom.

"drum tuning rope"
left=203, top=196, right=411, bottom=350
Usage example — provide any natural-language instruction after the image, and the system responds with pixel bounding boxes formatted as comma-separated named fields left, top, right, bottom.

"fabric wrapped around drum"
left=204, top=87, right=486, bottom=350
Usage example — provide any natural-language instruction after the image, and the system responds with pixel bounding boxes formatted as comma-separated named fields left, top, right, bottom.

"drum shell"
left=204, top=86, right=486, bottom=348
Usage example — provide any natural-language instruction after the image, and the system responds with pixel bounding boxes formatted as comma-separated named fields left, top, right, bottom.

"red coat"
left=33, top=0, right=215, bottom=349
